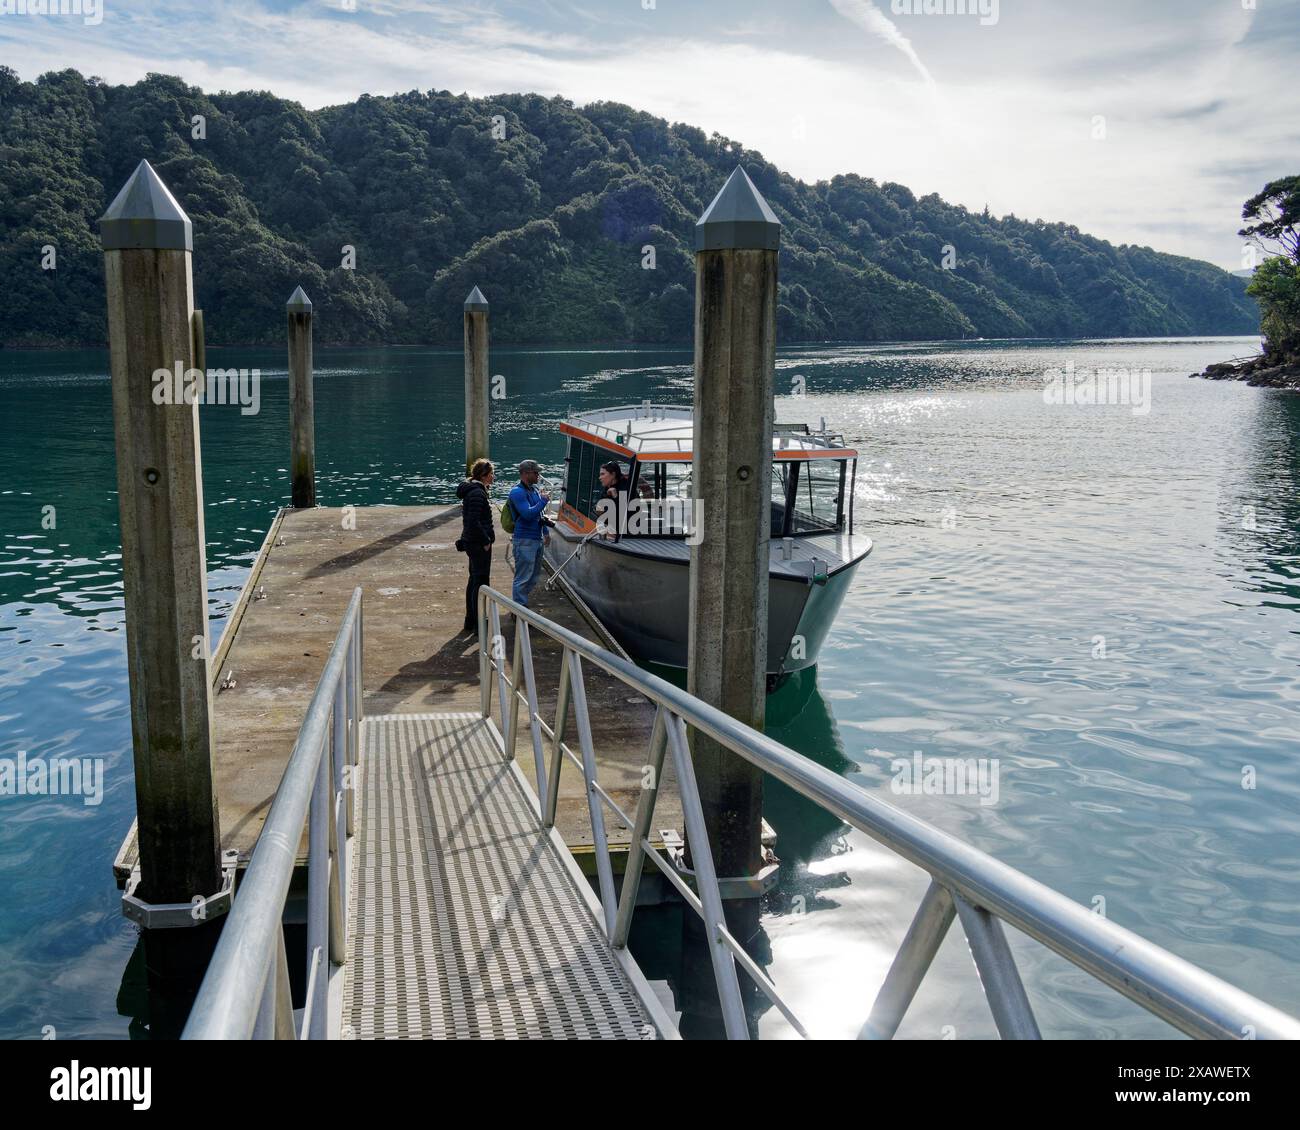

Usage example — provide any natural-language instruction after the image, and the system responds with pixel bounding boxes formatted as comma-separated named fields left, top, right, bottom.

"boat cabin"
left=555, top=404, right=859, bottom=539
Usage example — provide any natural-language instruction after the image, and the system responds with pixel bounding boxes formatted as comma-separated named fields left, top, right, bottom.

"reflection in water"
left=763, top=667, right=856, bottom=866
left=1228, top=393, right=1300, bottom=610
left=635, top=668, right=869, bottom=1037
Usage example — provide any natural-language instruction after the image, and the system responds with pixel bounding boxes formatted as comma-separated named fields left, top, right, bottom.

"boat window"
left=565, top=439, right=601, bottom=519
left=771, top=462, right=794, bottom=537
left=627, top=461, right=694, bottom=536
left=789, top=460, right=845, bottom=533
left=633, top=461, right=691, bottom=500
left=566, top=438, right=634, bottom=526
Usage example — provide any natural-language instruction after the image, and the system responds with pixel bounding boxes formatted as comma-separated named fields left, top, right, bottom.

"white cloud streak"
left=0, top=0, right=1292, bottom=268
left=828, top=0, right=936, bottom=90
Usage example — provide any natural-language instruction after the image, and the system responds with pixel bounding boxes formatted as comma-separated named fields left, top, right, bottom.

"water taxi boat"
left=542, top=403, right=871, bottom=679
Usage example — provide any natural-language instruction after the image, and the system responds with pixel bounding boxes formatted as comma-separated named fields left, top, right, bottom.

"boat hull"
left=542, top=528, right=869, bottom=675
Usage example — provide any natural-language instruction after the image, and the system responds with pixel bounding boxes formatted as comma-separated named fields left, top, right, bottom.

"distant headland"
left=1, top=67, right=1259, bottom=349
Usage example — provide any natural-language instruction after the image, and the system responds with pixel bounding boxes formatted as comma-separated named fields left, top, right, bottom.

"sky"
left=3, top=0, right=1297, bottom=269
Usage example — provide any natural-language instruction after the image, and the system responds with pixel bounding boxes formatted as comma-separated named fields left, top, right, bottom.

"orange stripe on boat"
left=558, top=503, right=597, bottom=533
left=560, top=422, right=855, bottom=461
left=559, top=423, right=636, bottom=458
left=634, top=448, right=859, bottom=461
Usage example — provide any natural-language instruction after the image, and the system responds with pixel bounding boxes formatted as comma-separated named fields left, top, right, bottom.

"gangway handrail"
left=183, top=587, right=364, bottom=1040
left=477, top=585, right=1300, bottom=1041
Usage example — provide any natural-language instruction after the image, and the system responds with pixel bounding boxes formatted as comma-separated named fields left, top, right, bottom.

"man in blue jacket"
left=509, top=459, right=550, bottom=607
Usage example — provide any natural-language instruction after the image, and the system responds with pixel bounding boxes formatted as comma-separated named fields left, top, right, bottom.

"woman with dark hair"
left=597, top=461, right=626, bottom=539
left=456, top=459, right=495, bottom=631
left=598, top=461, right=624, bottom=500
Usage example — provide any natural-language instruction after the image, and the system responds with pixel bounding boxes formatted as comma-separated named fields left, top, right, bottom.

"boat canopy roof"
left=561, top=404, right=858, bottom=461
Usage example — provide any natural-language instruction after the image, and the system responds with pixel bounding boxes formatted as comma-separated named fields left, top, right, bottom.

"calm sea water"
left=1, top=336, right=1296, bottom=1039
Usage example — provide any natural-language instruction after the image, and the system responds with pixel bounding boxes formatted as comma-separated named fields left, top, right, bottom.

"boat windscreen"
left=617, top=457, right=845, bottom=538
left=627, top=461, right=694, bottom=535
left=771, top=462, right=792, bottom=537
left=778, top=459, right=845, bottom=535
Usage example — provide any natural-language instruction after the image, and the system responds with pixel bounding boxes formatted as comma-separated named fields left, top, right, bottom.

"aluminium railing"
left=477, top=584, right=1300, bottom=1041
left=182, top=587, right=364, bottom=1040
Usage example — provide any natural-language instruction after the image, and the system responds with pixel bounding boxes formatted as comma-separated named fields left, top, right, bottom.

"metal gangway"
left=183, top=586, right=1300, bottom=1040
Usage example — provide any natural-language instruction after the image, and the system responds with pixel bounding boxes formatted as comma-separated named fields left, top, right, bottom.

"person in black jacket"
left=456, top=459, right=496, bottom=631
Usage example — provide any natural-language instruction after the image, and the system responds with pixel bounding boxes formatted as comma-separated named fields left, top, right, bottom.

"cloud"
left=1160, top=100, right=1227, bottom=121
left=1, top=0, right=1293, bottom=269
left=827, top=0, right=936, bottom=90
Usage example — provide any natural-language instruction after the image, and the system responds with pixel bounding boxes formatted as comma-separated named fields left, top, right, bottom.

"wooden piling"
left=464, top=286, right=490, bottom=475
left=287, top=286, right=316, bottom=508
left=100, top=159, right=222, bottom=908
left=687, top=167, right=781, bottom=891
left=192, top=308, right=205, bottom=373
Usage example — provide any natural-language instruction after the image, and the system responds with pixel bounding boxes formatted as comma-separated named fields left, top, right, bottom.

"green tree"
left=1240, top=176, right=1300, bottom=363
left=1240, top=176, right=1300, bottom=262
left=1247, top=257, right=1300, bottom=363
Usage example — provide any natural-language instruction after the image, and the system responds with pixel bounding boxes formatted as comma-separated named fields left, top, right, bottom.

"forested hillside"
left=0, top=68, right=1258, bottom=347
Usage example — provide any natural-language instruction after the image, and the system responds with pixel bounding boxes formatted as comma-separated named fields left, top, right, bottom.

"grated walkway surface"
left=344, top=713, right=654, bottom=1039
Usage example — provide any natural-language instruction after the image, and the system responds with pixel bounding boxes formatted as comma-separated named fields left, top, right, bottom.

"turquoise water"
left=1, top=336, right=1297, bottom=1038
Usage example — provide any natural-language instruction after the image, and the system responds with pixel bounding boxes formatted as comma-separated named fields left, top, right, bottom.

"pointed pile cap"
left=100, top=159, right=192, bottom=251
left=464, top=285, right=489, bottom=312
left=286, top=285, right=312, bottom=312
left=695, top=166, right=781, bottom=252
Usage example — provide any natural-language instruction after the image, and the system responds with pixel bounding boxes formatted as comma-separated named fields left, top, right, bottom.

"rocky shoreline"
left=1195, top=354, right=1300, bottom=389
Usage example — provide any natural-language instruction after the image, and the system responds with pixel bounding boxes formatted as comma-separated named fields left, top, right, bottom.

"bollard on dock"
left=101, top=159, right=224, bottom=911
left=463, top=285, right=490, bottom=476
left=686, top=166, right=781, bottom=896
left=287, top=285, right=316, bottom=508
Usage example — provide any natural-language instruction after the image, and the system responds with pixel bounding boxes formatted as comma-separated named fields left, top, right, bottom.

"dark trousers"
left=465, top=542, right=492, bottom=627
